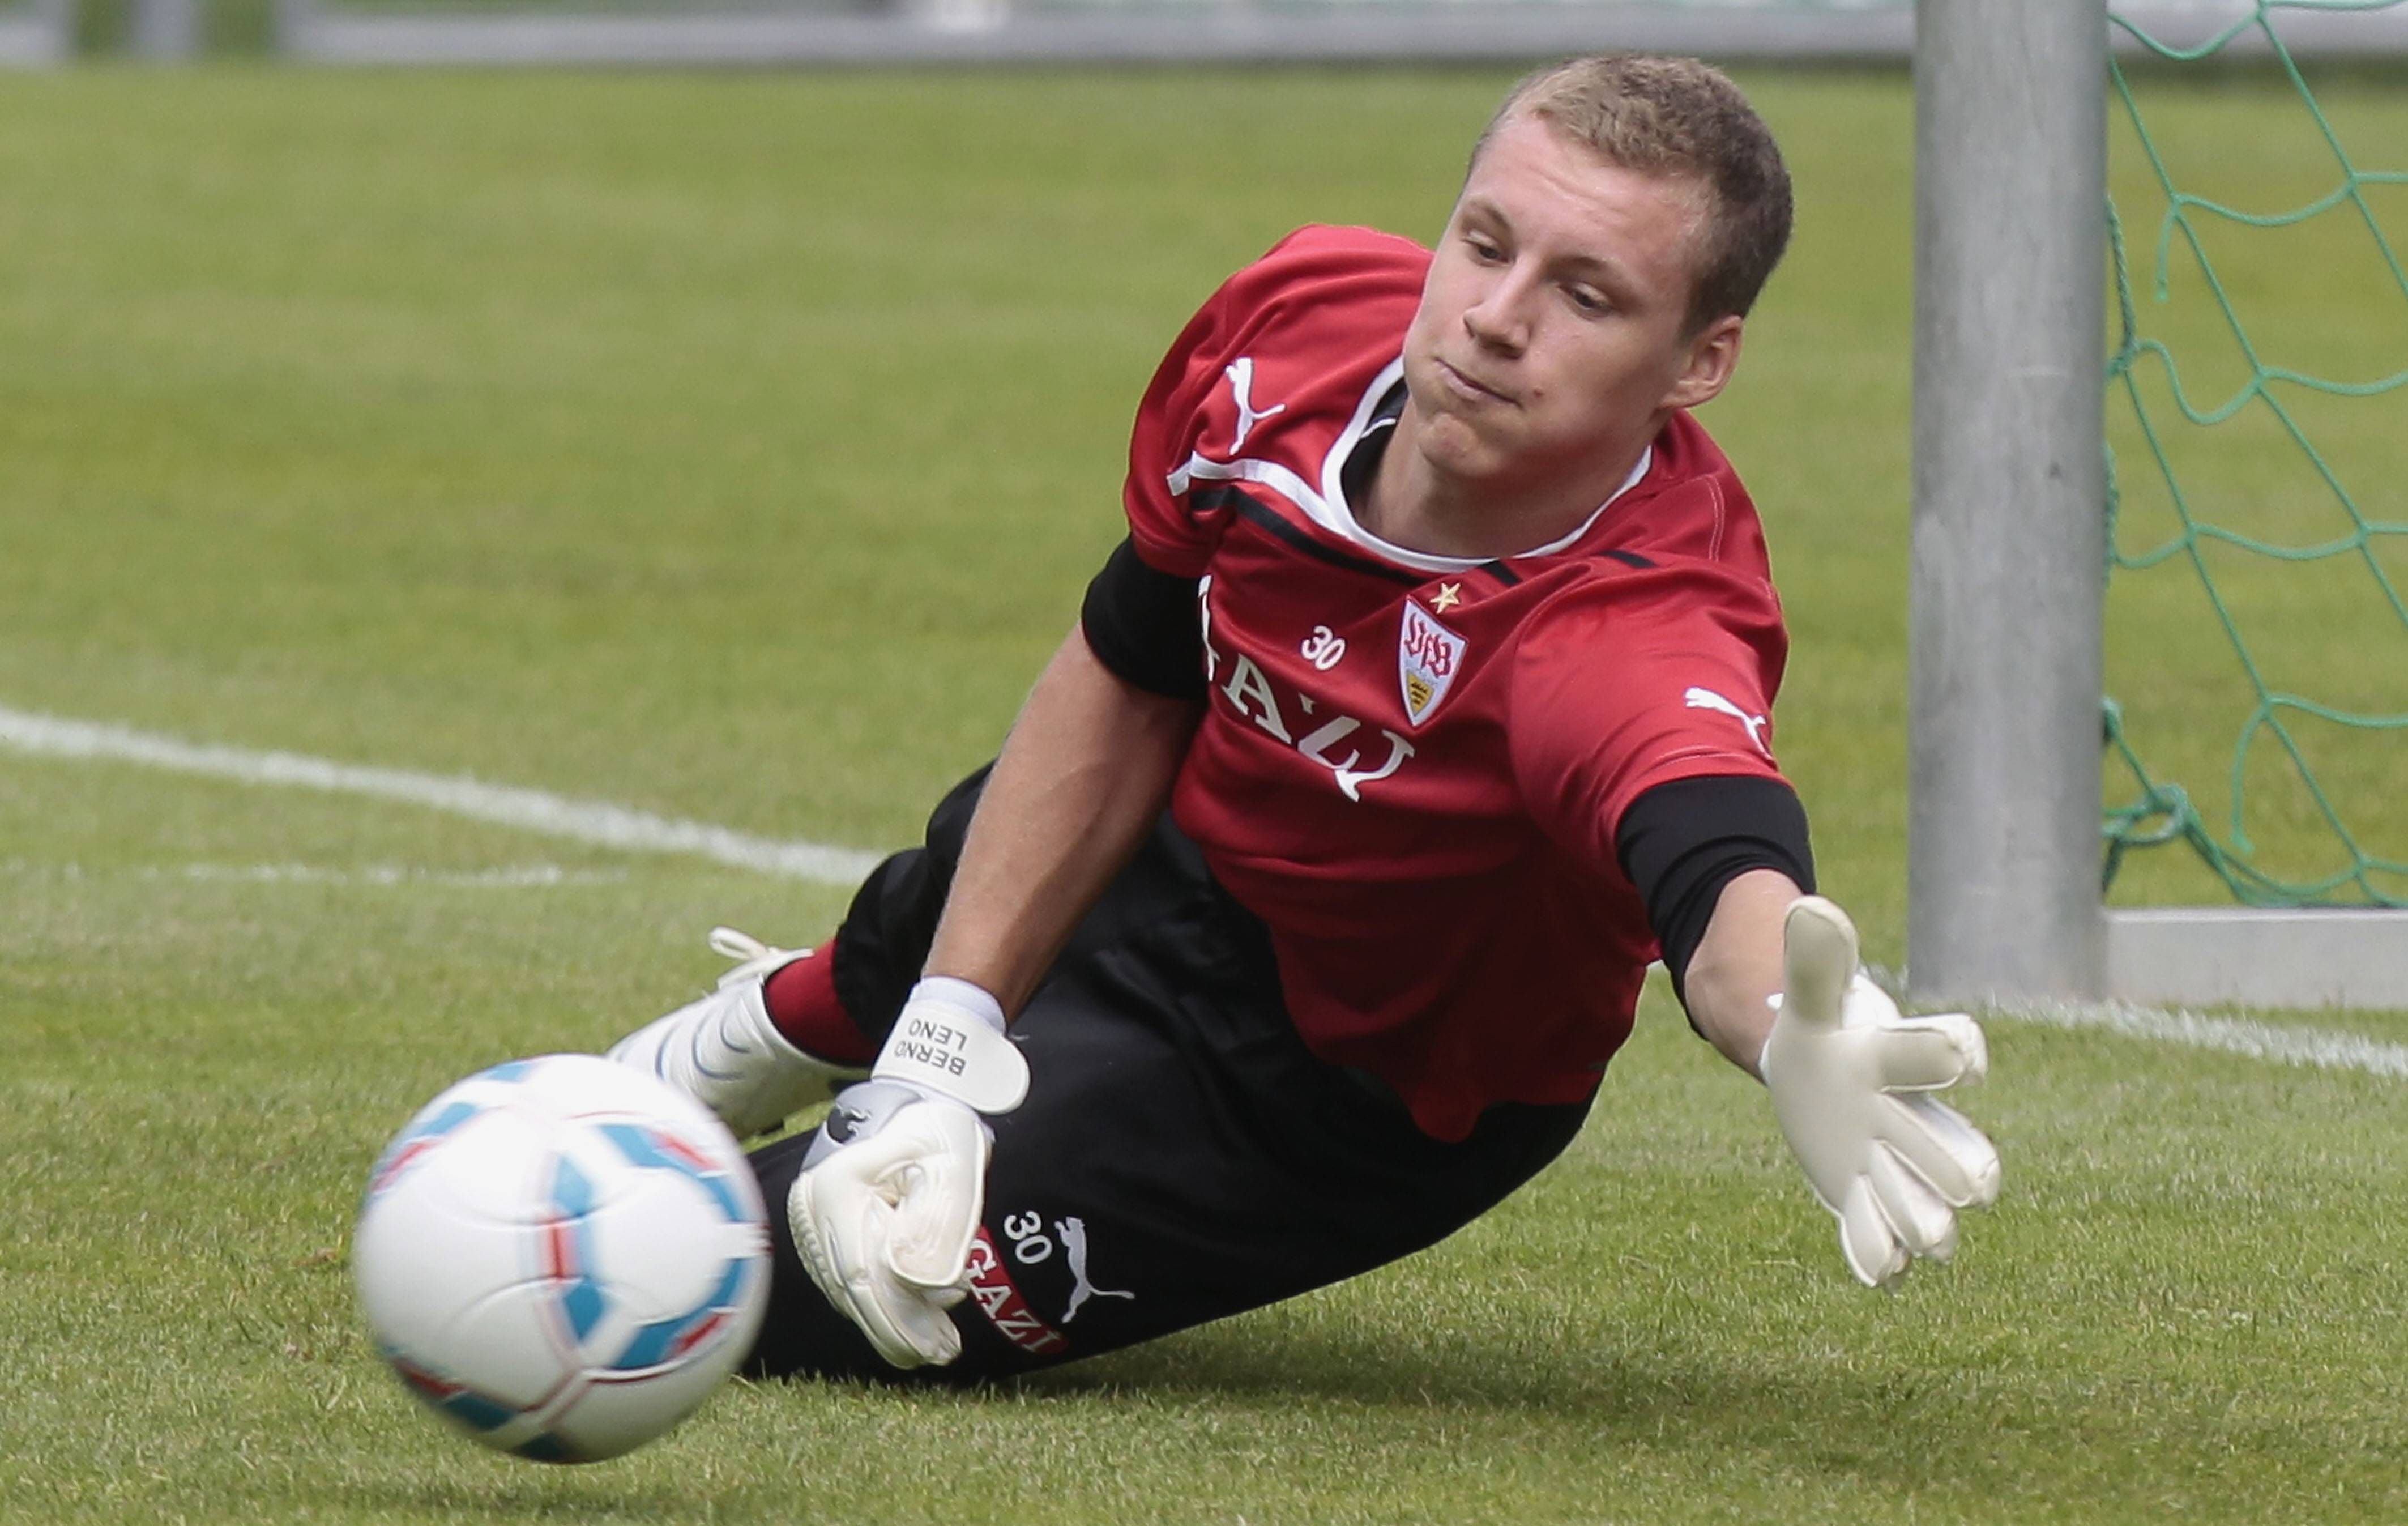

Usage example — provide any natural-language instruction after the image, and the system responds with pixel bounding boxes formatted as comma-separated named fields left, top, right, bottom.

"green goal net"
left=2102, top=0, right=2408, bottom=906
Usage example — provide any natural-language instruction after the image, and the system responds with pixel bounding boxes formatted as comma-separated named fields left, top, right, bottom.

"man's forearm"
left=1678, top=867, right=1803, bottom=1077
left=923, top=625, right=1201, bottom=1017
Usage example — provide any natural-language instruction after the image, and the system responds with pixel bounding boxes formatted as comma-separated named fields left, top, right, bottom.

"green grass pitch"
left=2, top=65, right=2405, bottom=1524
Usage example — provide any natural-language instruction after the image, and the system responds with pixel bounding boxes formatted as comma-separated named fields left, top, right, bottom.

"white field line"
left=166, top=863, right=628, bottom=887
left=159, top=863, right=629, bottom=887
left=1983, top=998, right=2408, bottom=1082
left=1863, top=964, right=2408, bottom=1083
left=0, top=702, right=888, bottom=886
left=0, top=859, right=629, bottom=887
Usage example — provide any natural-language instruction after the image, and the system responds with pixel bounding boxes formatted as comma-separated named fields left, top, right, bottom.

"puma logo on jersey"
left=1224, top=357, right=1287, bottom=451
left=1056, top=1217, right=1135, bottom=1324
left=1684, top=685, right=1771, bottom=756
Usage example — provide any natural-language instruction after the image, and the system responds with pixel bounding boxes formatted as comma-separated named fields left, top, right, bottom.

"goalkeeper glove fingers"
left=1760, top=896, right=2003, bottom=1289
left=788, top=977, right=1030, bottom=1368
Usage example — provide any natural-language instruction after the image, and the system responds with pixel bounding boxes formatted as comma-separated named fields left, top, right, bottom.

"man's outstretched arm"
left=1673, top=866, right=1798, bottom=1076
left=1680, top=872, right=2003, bottom=1290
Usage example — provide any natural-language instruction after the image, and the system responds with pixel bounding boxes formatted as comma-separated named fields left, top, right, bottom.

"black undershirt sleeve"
left=1079, top=536, right=1206, bottom=701
left=1615, top=774, right=1817, bottom=1014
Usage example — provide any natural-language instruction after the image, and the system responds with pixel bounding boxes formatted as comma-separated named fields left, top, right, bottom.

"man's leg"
left=739, top=770, right=1591, bottom=1383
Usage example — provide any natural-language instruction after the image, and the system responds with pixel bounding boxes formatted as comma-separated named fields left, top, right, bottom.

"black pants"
left=742, top=770, right=1593, bottom=1383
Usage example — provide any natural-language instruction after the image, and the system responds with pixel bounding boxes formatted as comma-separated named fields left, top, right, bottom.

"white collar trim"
left=1320, top=360, right=1654, bottom=573
left=1167, top=357, right=1654, bottom=577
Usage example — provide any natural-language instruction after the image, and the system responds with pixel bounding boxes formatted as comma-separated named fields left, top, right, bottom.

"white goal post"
left=1907, top=0, right=2408, bottom=1011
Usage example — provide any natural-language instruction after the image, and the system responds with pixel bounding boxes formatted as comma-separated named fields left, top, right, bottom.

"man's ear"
left=1663, top=314, right=1745, bottom=411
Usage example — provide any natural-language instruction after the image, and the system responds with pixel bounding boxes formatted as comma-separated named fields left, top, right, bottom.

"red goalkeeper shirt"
left=1117, top=224, right=1792, bottom=1141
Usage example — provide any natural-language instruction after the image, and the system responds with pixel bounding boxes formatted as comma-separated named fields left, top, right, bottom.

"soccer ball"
left=353, top=1054, right=772, bottom=1463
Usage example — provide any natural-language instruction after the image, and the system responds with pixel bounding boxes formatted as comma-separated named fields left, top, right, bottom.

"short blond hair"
left=1471, top=54, right=1794, bottom=333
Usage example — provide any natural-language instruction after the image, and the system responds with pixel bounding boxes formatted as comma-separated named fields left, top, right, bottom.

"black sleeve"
left=1614, top=774, right=1816, bottom=1013
left=1079, top=536, right=1206, bottom=701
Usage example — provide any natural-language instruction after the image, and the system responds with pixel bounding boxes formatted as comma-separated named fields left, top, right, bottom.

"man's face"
left=1400, top=112, right=1741, bottom=497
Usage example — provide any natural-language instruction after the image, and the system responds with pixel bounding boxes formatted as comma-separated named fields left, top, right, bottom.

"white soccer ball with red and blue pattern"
left=353, top=1054, right=771, bottom=1463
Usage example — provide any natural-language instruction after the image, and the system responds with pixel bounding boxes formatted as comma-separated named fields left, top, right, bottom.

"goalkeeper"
left=611, top=53, right=2000, bottom=1380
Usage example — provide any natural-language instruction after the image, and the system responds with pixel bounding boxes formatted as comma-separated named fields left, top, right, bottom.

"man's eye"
left=1466, top=236, right=1505, bottom=262
left=1566, top=287, right=1608, bottom=314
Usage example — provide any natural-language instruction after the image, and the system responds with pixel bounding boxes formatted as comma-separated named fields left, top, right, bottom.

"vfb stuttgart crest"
left=1397, top=599, right=1467, bottom=728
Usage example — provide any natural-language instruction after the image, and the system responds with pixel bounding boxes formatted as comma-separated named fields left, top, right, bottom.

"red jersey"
left=1120, top=225, right=1791, bottom=1141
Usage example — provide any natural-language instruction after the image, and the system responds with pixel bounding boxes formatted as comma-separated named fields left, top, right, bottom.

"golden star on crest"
left=1430, top=582, right=1464, bottom=613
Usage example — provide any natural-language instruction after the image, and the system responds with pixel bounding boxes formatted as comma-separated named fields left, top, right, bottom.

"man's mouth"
left=1436, top=359, right=1513, bottom=405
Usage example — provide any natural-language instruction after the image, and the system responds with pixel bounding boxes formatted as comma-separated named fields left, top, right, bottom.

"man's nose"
left=1462, top=271, right=1532, bottom=353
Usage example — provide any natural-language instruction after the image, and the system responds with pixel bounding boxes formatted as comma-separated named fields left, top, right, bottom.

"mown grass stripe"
left=0, top=702, right=889, bottom=886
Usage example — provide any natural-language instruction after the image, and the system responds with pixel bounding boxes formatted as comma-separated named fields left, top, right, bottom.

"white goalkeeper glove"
left=788, top=977, right=1030, bottom=1369
left=1760, top=896, right=2002, bottom=1290
left=605, top=927, right=866, bottom=1139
